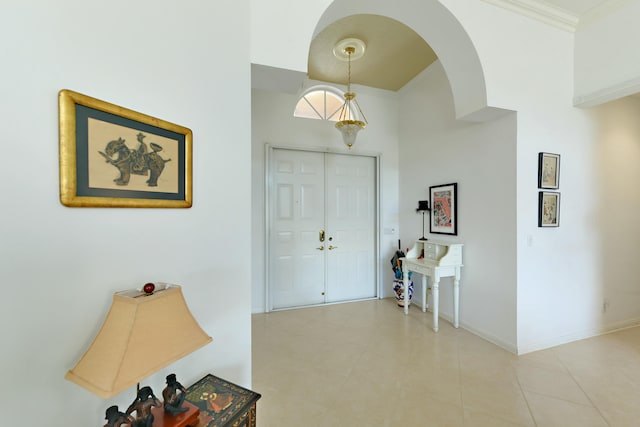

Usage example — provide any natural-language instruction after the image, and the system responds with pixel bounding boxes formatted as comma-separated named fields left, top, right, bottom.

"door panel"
left=325, top=154, right=376, bottom=303
left=269, top=148, right=376, bottom=309
left=270, top=150, right=325, bottom=309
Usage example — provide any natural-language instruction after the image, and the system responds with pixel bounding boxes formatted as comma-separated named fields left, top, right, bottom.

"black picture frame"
left=538, top=191, right=560, bottom=227
left=59, top=89, right=192, bottom=208
left=538, top=152, right=560, bottom=189
left=429, top=183, right=457, bottom=235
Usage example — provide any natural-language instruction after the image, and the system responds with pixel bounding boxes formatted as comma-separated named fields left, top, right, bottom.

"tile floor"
left=252, top=298, right=640, bottom=426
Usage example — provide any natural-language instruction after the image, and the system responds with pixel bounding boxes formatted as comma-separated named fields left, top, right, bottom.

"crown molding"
left=579, top=0, right=634, bottom=28
left=481, top=0, right=579, bottom=32
left=573, top=76, right=640, bottom=108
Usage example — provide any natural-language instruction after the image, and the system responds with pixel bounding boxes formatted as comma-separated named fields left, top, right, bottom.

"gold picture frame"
left=59, top=89, right=192, bottom=208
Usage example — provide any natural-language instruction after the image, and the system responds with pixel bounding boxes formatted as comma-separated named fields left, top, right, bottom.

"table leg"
left=403, top=267, right=410, bottom=315
left=453, top=268, right=460, bottom=328
left=432, top=279, right=439, bottom=332
left=421, top=275, right=427, bottom=313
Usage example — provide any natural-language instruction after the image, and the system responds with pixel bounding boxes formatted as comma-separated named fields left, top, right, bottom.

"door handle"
left=316, top=246, right=325, bottom=251
left=319, top=230, right=325, bottom=242
left=328, top=245, right=338, bottom=250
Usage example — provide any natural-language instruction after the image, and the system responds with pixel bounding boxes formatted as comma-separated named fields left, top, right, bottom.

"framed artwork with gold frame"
left=58, top=89, right=192, bottom=208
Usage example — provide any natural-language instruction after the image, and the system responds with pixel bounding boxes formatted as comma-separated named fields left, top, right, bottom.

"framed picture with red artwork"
left=429, top=182, right=457, bottom=235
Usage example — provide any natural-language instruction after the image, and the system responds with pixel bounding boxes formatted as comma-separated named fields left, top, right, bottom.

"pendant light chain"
left=347, top=48, right=352, bottom=94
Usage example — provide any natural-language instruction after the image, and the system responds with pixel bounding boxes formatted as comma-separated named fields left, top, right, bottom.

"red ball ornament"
left=143, top=283, right=155, bottom=294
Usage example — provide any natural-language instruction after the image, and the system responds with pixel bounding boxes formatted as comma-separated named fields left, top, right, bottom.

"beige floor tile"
left=398, top=367, right=462, bottom=406
left=322, top=370, right=405, bottom=425
left=524, top=391, right=608, bottom=427
left=570, top=369, right=640, bottom=426
left=252, top=298, right=640, bottom=427
left=256, top=387, right=328, bottom=427
left=461, top=376, right=536, bottom=426
left=514, top=363, right=591, bottom=405
left=512, top=348, right=569, bottom=374
left=463, top=407, right=534, bottom=427
left=391, top=388, right=464, bottom=427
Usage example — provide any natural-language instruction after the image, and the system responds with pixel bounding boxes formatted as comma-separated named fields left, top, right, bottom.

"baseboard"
left=454, top=317, right=518, bottom=354
left=426, top=310, right=518, bottom=354
left=517, top=317, right=640, bottom=354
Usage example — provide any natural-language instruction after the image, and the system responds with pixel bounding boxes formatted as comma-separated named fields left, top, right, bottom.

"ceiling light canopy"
left=334, top=38, right=368, bottom=149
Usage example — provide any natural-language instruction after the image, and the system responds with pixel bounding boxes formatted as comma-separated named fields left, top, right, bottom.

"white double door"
left=268, top=148, right=377, bottom=310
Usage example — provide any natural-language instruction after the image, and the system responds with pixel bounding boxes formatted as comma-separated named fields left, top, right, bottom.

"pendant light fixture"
left=334, top=38, right=368, bottom=149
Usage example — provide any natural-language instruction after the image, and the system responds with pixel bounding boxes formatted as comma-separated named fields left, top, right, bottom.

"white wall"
left=446, top=0, right=640, bottom=353
left=592, top=96, right=640, bottom=328
left=399, top=62, right=518, bottom=350
left=0, top=1, right=252, bottom=425
left=434, top=0, right=603, bottom=352
left=250, top=0, right=332, bottom=74
left=251, top=83, right=400, bottom=312
left=574, top=0, right=640, bottom=106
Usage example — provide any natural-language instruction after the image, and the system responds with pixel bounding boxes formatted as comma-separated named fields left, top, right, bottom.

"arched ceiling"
left=256, top=1, right=615, bottom=94
left=308, top=14, right=437, bottom=92
left=305, top=1, right=613, bottom=92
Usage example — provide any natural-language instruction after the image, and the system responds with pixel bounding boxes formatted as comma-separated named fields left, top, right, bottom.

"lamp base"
left=151, top=401, right=199, bottom=427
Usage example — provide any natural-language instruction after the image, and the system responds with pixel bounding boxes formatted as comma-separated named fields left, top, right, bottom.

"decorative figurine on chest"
left=126, top=386, right=161, bottom=427
left=104, top=405, right=134, bottom=427
left=163, top=373, right=189, bottom=415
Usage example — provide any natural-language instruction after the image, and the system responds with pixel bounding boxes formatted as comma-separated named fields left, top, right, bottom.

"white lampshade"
left=65, top=284, right=212, bottom=398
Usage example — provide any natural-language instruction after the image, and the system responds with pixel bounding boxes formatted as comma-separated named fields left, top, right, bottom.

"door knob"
left=328, top=245, right=338, bottom=250
left=316, top=246, right=325, bottom=251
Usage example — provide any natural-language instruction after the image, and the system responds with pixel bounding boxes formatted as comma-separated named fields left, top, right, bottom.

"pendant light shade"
left=335, top=119, right=365, bottom=149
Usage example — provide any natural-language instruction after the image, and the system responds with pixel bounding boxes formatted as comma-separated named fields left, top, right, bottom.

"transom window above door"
left=294, top=85, right=357, bottom=122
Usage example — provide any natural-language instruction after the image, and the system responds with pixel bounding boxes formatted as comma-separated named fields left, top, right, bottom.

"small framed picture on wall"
left=538, top=191, right=560, bottom=227
left=538, top=152, right=560, bottom=189
left=429, top=183, right=457, bottom=235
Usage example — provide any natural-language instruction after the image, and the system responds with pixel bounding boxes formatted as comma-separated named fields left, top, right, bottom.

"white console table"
left=401, top=240, right=463, bottom=332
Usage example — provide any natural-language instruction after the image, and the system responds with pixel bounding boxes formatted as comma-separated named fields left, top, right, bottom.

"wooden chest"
left=184, top=374, right=261, bottom=427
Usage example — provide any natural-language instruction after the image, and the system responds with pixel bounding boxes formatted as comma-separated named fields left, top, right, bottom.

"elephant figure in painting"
left=99, top=132, right=171, bottom=187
